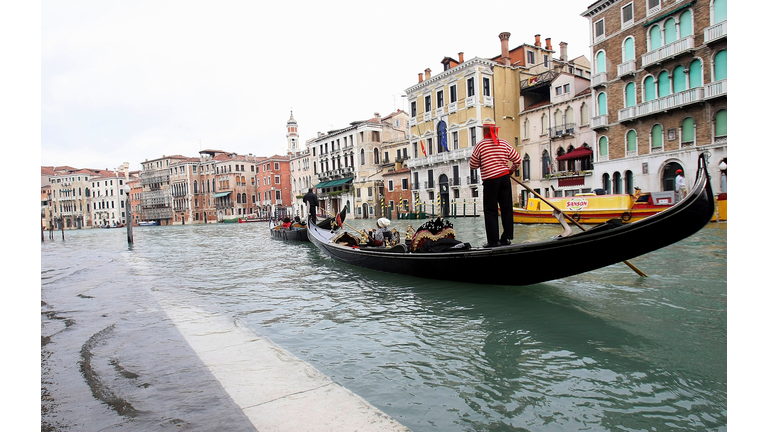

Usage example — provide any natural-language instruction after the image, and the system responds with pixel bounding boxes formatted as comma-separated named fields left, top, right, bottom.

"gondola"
left=307, top=154, right=715, bottom=286
left=269, top=208, right=346, bottom=242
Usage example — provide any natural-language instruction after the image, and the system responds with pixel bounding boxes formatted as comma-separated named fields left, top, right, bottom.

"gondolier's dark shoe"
left=482, top=242, right=501, bottom=248
left=499, top=238, right=511, bottom=246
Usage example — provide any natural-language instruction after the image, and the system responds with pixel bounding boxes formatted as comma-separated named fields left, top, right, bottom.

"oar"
left=510, top=176, right=648, bottom=278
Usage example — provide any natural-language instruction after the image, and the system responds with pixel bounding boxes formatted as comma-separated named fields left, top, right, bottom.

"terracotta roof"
left=383, top=167, right=411, bottom=176
left=575, top=87, right=591, bottom=97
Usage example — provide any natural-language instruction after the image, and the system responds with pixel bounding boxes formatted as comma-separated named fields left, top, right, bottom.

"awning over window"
left=212, top=191, right=232, bottom=198
left=557, top=147, right=594, bottom=161
left=317, top=177, right=354, bottom=189
left=559, top=177, right=585, bottom=187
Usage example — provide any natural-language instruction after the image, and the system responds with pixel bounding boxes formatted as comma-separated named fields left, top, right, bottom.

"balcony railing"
left=412, top=181, right=420, bottom=190
left=705, top=79, right=727, bottom=99
left=549, top=123, right=577, bottom=138
left=467, top=175, right=479, bottom=185
left=617, top=60, right=636, bottom=78
left=591, top=72, right=608, bottom=88
left=704, top=20, right=727, bottom=44
left=449, top=178, right=461, bottom=187
left=591, top=114, right=609, bottom=129
left=641, top=35, right=694, bottom=68
left=408, top=147, right=473, bottom=168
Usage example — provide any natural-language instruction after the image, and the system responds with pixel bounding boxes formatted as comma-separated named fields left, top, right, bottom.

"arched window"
left=194, top=180, right=198, bottom=194
left=714, top=50, right=727, bottom=81
left=682, top=117, right=695, bottom=144
left=623, top=37, right=635, bottom=62
left=597, top=92, right=607, bottom=116
left=522, top=154, right=531, bottom=180
left=651, top=124, right=664, bottom=150
left=664, top=18, right=678, bottom=44
left=602, top=173, right=611, bottom=191
left=643, top=75, right=656, bottom=101
left=599, top=136, right=609, bottom=158
left=627, top=130, right=637, bottom=153
left=374, top=148, right=380, bottom=164
left=542, top=150, right=551, bottom=177
left=595, top=51, right=606, bottom=74
left=649, top=25, right=662, bottom=50
left=658, top=71, right=671, bottom=97
left=689, top=59, right=703, bottom=88
left=715, top=109, right=727, bottom=137
left=523, top=118, right=530, bottom=139
left=679, top=10, right=693, bottom=37
left=673, top=65, right=687, bottom=93
left=625, top=82, right=636, bottom=107
left=554, top=109, right=563, bottom=130
left=624, top=171, right=634, bottom=194
left=580, top=103, right=589, bottom=125
left=360, top=149, right=365, bottom=165
left=613, top=172, right=622, bottom=194
left=565, top=107, right=574, bottom=131
left=541, top=113, right=549, bottom=132
left=713, top=0, right=727, bottom=24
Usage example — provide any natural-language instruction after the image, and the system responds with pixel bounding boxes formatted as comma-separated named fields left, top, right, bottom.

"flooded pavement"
left=41, top=220, right=727, bottom=431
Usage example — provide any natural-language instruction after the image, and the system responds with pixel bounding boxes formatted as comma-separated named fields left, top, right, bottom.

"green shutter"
left=714, top=50, right=727, bottom=81
left=644, top=76, right=656, bottom=101
left=715, top=110, right=727, bottom=136
left=623, top=37, right=635, bottom=62
left=598, top=92, right=607, bottom=116
left=714, top=0, right=727, bottom=24
left=599, top=136, right=608, bottom=156
left=652, top=124, right=663, bottom=148
left=673, top=66, right=687, bottom=93
left=596, top=51, right=606, bottom=74
left=679, top=10, right=693, bottom=37
left=627, top=130, right=637, bottom=151
left=682, top=117, right=695, bottom=142
left=658, top=71, right=671, bottom=97
left=625, top=82, right=636, bottom=107
left=650, top=25, right=662, bottom=50
left=689, top=60, right=702, bottom=88
left=664, top=19, right=678, bottom=44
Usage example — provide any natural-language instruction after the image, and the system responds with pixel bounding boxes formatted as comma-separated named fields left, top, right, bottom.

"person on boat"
left=303, top=188, right=319, bottom=224
left=370, top=218, right=392, bottom=247
left=469, top=120, right=522, bottom=248
left=675, top=169, right=687, bottom=202
left=281, top=217, right=292, bottom=229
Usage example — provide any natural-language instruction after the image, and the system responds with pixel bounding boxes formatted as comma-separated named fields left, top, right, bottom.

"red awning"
left=557, top=147, right=593, bottom=160
left=558, top=177, right=585, bottom=187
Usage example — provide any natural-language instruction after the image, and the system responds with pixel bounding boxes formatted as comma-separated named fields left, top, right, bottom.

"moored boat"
left=138, top=221, right=159, bottom=226
left=513, top=189, right=676, bottom=224
left=307, top=154, right=715, bottom=286
left=239, top=214, right=268, bottom=223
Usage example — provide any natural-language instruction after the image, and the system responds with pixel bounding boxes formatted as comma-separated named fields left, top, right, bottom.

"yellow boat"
left=513, top=189, right=676, bottom=224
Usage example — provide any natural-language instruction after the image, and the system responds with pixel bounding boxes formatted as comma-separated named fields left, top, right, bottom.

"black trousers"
left=309, top=206, right=317, bottom=224
left=482, top=176, right=514, bottom=244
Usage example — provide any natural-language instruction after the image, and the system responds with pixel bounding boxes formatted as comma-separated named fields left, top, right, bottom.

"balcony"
left=449, top=178, right=461, bottom=187
left=466, top=175, right=479, bottom=185
left=408, top=147, right=473, bottom=169
left=618, top=86, right=711, bottom=121
left=483, top=96, right=494, bottom=107
left=465, top=96, right=476, bottom=107
left=641, top=35, right=694, bottom=68
left=448, top=102, right=457, bottom=114
left=617, top=60, right=636, bottom=78
left=591, top=114, right=609, bottom=129
left=705, top=79, right=727, bottom=99
left=591, top=72, right=608, bottom=88
left=549, top=123, right=577, bottom=138
left=704, top=20, right=727, bottom=44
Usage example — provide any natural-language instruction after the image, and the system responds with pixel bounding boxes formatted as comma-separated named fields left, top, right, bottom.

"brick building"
left=581, top=0, right=727, bottom=195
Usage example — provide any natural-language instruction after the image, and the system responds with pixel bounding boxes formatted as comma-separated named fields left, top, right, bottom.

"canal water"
left=41, top=218, right=727, bottom=431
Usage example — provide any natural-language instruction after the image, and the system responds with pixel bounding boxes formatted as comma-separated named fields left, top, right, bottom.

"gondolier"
left=469, top=120, right=522, bottom=248
left=303, top=187, right=320, bottom=224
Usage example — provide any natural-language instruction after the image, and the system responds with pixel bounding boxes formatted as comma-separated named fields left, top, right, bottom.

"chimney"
left=418, top=73, right=423, bottom=82
left=534, top=34, right=541, bottom=47
left=499, top=32, right=511, bottom=66
left=425, top=68, right=431, bottom=80
left=560, top=42, right=568, bottom=61
left=458, top=52, right=464, bottom=63
left=545, top=38, right=552, bottom=51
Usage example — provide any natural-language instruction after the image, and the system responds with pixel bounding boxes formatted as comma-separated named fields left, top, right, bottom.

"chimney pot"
left=559, top=42, right=568, bottom=61
left=458, top=52, right=464, bottom=63
left=545, top=38, right=552, bottom=51
left=418, top=73, right=423, bottom=82
left=425, top=68, right=431, bottom=79
left=499, top=32, right=511, bottom=66
left=534, top=34, right=541, bottom=47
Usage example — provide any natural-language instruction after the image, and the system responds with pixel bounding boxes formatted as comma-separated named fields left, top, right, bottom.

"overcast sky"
left=39, top=0, right=595, bottom=172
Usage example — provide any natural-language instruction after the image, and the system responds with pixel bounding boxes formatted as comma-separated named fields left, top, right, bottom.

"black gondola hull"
left=308, top=154, right=715, bottom=286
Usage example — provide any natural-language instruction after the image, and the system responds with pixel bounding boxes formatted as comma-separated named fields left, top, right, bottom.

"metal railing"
left=641, top=35, right=694, bottom=68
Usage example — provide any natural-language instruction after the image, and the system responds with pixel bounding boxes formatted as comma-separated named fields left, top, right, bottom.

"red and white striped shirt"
left=469, top=137, right=522, bottom=181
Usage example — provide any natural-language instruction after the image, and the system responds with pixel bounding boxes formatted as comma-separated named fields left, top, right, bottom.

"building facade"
left=582, top=0, right=727, bottom=196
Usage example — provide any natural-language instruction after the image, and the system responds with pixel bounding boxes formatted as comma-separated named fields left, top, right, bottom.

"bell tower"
left=286, top=110, right=299, bottom=154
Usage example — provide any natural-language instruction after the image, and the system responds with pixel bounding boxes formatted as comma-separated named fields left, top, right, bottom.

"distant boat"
left=238, top=214, right=268, bottom=223
left=138, top=221, right=158, bottom=226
